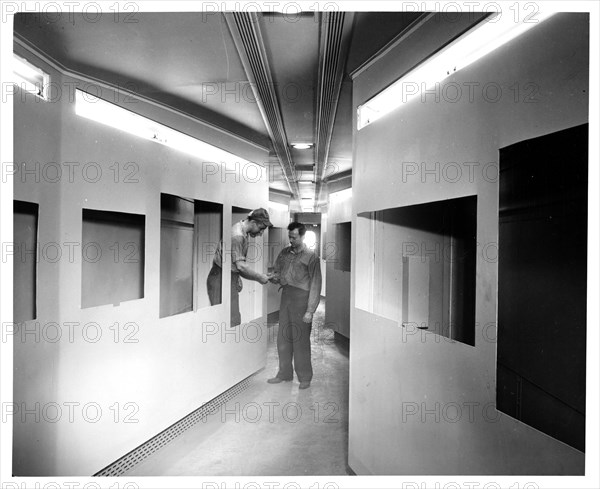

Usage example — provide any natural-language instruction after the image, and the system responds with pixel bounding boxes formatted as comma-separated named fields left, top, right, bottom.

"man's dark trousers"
left=276, top=285, right=312, bottom=382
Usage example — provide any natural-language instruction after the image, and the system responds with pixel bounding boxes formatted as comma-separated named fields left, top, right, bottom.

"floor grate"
left=94, top=373, right=257, bottom=476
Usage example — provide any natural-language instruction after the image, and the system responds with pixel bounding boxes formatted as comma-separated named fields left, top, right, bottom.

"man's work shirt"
left=213, top=221, right=248, bottom=273
left=274, top=244, right=322, bottom=313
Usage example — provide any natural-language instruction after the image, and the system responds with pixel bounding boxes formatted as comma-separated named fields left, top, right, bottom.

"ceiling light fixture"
left=357, top=11, right=555, bottom=129
left=291, top=143, right=313, bottom=150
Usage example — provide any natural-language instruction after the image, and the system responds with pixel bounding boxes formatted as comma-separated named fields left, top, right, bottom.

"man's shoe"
left=267, top=377, right=290, bottom=384
left=299, top=382, right=311, bottom=390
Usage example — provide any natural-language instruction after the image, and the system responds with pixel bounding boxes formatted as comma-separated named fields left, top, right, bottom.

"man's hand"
left=303, top=312, right=314, bottom=323
left=237, top=261, right=270, bottom=285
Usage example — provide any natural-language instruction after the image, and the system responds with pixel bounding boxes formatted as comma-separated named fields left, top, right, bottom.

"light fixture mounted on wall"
left=357, top=11, right=556, bottom=129
left=13, top=53, right=49, bottom=100
left=75, top=89, right=256, bottom=171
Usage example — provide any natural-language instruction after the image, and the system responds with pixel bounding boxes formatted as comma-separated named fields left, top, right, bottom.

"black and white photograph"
left=1, top=1, right=598, bottom=488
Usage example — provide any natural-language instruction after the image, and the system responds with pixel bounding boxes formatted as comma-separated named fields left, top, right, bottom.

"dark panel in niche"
left=82, top=209, right=145, bottom=308
left=195, top=199, right=223, bottom=310
left=334, top=222, right=351, bottom=272
left=160, top=194, right=194, bottom=318
left=497, top=123, right=588, bottom=452
left=14, top=200, right=38, bottom=322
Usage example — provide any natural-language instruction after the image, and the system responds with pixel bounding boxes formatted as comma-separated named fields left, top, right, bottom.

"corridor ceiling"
left=14, top=10, right=423, bottom=211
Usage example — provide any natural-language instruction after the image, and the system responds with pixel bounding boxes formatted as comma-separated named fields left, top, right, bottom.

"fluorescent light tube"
left=75, top=89, right=254, bottom=168
left=13, top=54, right=49, bottom=99
left=358, top=11, right=555, bottom=129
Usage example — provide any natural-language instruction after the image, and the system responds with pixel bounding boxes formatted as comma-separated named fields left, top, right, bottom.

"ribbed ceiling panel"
left=227, top=12, right=300, bottom=199
left=314, top=12, right=354, bottom=208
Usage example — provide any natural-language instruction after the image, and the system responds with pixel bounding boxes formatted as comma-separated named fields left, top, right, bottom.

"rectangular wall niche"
left=14, top=200, right=39, bottom=322
left=160, top=193, right=223, bottom=318
left=82, top=209, right=145, bottom=308
left=356, top=196, right=477, bottom=346
left=497, top=124, right=587, bottom=452
left=333, top=222, right=351, bottom=272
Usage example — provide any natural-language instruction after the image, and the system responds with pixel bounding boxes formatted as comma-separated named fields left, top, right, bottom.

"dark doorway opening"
left=497, top=123, right=588, bottom=452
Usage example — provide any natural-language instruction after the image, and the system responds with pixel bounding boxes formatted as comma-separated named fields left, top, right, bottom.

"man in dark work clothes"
left=267, top=222, right=322, bottom=389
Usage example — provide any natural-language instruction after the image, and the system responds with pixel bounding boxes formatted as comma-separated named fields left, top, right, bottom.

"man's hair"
left=287, top=221, right=306, bottom=236
left=246, top=208, right=272, bottom=227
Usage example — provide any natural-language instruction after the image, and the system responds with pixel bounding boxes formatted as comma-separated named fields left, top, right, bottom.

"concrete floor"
left=125, top=299, right=350, bottom=476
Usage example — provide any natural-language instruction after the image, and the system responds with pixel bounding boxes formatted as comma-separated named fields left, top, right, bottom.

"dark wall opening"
left=497, top=123, right=588, bottom=452
left=334, top=222, right=351, bottom=272
left=160, top=194, right=223, bottom=318
left=82, top=209, right=145, bottom=309
left=14, top=200, right=39, bottom=322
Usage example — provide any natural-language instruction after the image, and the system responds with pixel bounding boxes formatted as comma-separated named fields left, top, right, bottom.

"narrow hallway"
left=125, top=299, right=350, bottom=476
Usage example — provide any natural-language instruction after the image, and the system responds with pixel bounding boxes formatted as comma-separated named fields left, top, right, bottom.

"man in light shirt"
left=267, top=221, right=322, bottom=389
left=207, top=208, right=272, bottom=326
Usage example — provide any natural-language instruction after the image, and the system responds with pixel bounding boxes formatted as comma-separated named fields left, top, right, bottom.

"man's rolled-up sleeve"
left=230, top=234, right=246, bottom=268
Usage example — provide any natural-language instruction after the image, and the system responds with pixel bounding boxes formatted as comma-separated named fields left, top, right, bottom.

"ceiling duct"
left=225, top=12, right=300, bottom=201
left=314, top=12, right=355, bottom=210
